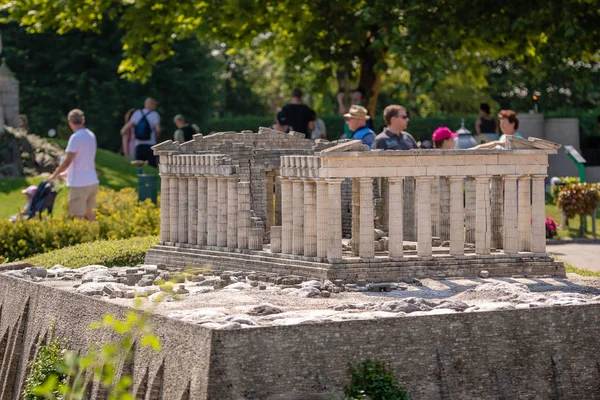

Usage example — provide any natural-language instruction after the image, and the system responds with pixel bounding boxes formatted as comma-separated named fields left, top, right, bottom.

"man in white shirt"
left=120, top=97, right=161, bottom=167
left=49, top=109, right=99, bottom=221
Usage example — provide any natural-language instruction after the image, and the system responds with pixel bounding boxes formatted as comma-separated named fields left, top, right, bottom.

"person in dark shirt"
left=374, top=105, right=418, bottom=150
left=279, top=88, right=316, bottom=135
left=173, top=114, right=200, bottom=143
left=475, top=103, right=499, bottom=135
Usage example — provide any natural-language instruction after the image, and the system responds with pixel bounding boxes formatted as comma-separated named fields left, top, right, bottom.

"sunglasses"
left=399, top=115, right=409, bottom=120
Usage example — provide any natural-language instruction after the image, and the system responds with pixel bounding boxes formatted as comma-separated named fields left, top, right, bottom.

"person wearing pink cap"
left=8, top=185, right=37, bottom=222
left=432, top=127, right=458, bottom=149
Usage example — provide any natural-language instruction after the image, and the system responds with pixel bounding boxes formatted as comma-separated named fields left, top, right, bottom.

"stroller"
left=27, top=181, right=61, bottom=218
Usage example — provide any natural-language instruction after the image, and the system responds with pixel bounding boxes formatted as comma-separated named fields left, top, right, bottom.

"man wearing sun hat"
left=344, top=105, right=376, bottom=149
left=432, top=126, right=458, bottom=149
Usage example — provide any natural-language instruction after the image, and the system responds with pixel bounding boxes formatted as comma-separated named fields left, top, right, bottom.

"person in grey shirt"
left=374, top=105, right=418, bottom=150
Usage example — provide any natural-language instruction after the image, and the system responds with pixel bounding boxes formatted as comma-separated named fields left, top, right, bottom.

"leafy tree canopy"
left=3, top=0, right=599, bottom=116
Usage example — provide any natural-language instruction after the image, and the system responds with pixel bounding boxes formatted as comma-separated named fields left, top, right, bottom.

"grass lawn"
left=0, top=148, right=156, bottom=220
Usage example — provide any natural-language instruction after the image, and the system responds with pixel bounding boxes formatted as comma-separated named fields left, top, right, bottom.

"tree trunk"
left=336, top=66, right=353, bottom=111
left=579, top=214, right=585, bottom=237
left=357, top=47, right=382, bottom=117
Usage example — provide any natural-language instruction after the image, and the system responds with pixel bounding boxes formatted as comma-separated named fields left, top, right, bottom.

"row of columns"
left=275, top=173, right=547, bottom=263
left=159, top=174, right=252, bottom=250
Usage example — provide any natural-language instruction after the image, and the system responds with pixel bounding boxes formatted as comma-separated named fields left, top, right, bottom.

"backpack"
left=134, top=110, right=154, bottom=140
left=27, top=181, right=60, bottom=218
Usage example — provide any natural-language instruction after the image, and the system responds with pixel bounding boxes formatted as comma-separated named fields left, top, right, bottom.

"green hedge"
left=24, top=236, right=159, bottom=268
left=200, top=115, right=476, bottom=142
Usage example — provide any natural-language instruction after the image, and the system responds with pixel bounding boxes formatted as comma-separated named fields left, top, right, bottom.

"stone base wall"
left=1, top=275, right=599, bottom=399
left=145, top=245, right=566, bottom=282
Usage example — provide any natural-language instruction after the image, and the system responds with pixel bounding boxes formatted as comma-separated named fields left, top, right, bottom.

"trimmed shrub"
left=24, top=236, right=159, bottom=268
left=0, top=187, right=159, bottom=262
left=557, top=182, right=600, bottom=236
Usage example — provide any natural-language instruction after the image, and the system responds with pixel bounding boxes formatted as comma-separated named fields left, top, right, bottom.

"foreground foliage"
left=23, top=329, right=67, bottom=400
left=28, top=305, right=160, bottom=400
left=1, top=187, right=159, bottom=262
left=344, top=360, right=411, bottom=400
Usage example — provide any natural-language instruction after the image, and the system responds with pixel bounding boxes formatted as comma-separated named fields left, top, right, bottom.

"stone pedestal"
left=249, top=228, right=263, bottom=251
left=270, top=226, right=282, bottom=253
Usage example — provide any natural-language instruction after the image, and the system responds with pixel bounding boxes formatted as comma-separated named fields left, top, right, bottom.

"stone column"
left=465, top=177, right=477, bottom=243
left=303, top=179, right=317, bottom=257
left=388, top=177, right=404, bottom=259
left=359, top=178, right=375, bottom=258
left=271, top=226, right=282, bottom=253
left=381, top=178, right=389, bottom=232
left=188, top=176, right=198, bottom=245
left=275, top=174, right=282, bottom=226
left=327, top=179, right=344, bottom=263
left=449, top=176, right=465, bottom=256
left=169, top=175, right=179, bottom=244
left=206, top=176, right=218, bottom=246
left=237, top=181, right=251, bottom=249
left=316, top=179, right=329, bottom=259
left=531, top=175, right=547, bottom=254
left=217, top=177, right=228, bottom=247
left=159, top=174, right=170, bottom=244
left=475, top=175, right=492, bottom=255
left=430, top=177, right=440, bottom=238
left=518, top=176, right=532, bottom=251
left=403, top=177, right=416, bottom=241
left=351, top=178, right=361, bottom=256
left=197, top=176, right=207, bottom=246
left=417, top=177, right=433, bottom=257
left=281, top=177, right=293, bottom=254
left=227, top=176, right=238, bottom=249
left=439, top=176, right=450, bottom=241
left=491, top=176, right=504, bottom=250
left=178, top=176, right=188, bottom=244
left=266, top=172, right=275, bottom=231
left=292, top=179, right=304, bottom=256
left=503, top=175, right=519, bottom=254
